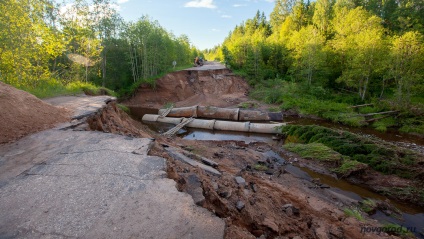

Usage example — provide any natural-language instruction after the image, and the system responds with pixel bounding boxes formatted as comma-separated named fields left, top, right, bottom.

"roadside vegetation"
left=0, top=0, right=199, bottom=99
left=19, top=80, right=115, bottom=99
left=204, top=0, right=424, bottom=136
left=281, top=125, right=421, bottom=178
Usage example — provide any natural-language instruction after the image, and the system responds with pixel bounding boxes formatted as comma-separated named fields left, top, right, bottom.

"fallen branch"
left=165, top=147, right=221, bottom=176
left=359, top=111, right=399, bottom=117
left=363, top=114, right=392, bottom=123
left=349, top=103, right=373, bottom=108
left=182, top=150, right=219, bottom=168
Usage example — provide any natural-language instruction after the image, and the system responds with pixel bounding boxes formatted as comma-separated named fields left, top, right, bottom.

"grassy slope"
left=249, top=79, right=424, bottom=135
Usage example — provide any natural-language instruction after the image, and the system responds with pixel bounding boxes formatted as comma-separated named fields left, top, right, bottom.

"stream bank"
left=135, top=118, right=424, bottom=239
left=121, top=62, right=423, bottom=238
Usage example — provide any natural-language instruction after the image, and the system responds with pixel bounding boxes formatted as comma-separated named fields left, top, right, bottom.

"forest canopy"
left=0, top=0, right=201, bottom=96
left=205, top=0, right=424, bottom=105
left=1, top=0, right=423, bottom=134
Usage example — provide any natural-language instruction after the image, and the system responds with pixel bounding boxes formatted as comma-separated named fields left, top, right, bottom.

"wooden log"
left=359, top=110, right=399, bottom=117
left=349, top=103, right=374, bottom=108
left=363, top=114, right=392, bottom=123
left=165, top=147, right=221, bottom=176
left=181, top=150, right=219, bottom=168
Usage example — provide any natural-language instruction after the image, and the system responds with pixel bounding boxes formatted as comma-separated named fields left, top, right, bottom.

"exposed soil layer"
left=148, top=137, right=402, bottom=239
left=123, top=69, right=250, bottom=108
left=0, top=82, right=70, bottom=144
left=2, top=70, right=417, bottom=238
left=121, top=66, right=421, bottom=237
left=79, top=98, right=396, bottom=238
left=86, top=102, right=153, bottom=138
left=78, top=101, right=416, bottom=238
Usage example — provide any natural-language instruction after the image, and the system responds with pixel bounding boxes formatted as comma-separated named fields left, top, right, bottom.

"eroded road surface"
left=0, top=95, right=224, bottom=238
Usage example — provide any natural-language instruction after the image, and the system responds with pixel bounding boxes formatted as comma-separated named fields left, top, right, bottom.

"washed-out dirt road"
left=0, top=62, right=414, bottom=238
left=0, top=91, right=225, bottom=238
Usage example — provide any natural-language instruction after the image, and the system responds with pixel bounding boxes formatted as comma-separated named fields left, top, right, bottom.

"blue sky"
left=116, top=0, right=275, bottom=50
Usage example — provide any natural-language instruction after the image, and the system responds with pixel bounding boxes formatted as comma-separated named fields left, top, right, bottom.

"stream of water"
left=130, top=107, right=424, bottom=238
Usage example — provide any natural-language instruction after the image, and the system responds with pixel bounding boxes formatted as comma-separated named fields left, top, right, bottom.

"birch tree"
left=288, top=25, right=326, bottom=85
left=390, top=31, right=424, bottom=104
left=332, top=7, right=386, bottom=100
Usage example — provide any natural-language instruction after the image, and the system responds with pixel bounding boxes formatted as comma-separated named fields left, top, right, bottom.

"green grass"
left=117, top=104, right=130, bottom=113
left=332, top=158, right=368, bottom=177
left=283, top=143, right=342, bottom=162
left=163, top=102, right=174, bottom=109
left=19, top=79, right=115, bottom=99
left=238, top=101, right=259, bottom=109
left=250, top=81, right=367, bottom=127
left=360, top=199, right=378, bottom=214
left=283, top=142, right=368, bottom=177
left=268, top=106, right=280, bottom=112
left=247, top=78, right=424, bottom=135
left=254, top=164, right=268, bottom=171
left=372, top=117, right=397, bottom=132
left=399, top=117, right=424, bottom=135
left=358, top=106, right=377, bottom=114
left=343, top=208, right=364, bottom=221
left=280, top=125, right=420, bottom=179
left=284, top=135, right=303, bottom=144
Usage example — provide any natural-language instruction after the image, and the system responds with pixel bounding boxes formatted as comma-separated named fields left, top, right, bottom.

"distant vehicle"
left=194, top=57, right=204, bottom=67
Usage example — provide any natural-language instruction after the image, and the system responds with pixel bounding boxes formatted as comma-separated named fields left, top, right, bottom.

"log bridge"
left=142, top=114, right=285, bottom=134
left=158, top=106, right=283, bottom=121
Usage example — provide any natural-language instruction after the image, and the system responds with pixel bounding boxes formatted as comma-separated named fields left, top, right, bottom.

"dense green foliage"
left=250, top=79, right=370, bottom=126
left=206, top=1, right=424, bottom=101
left=205, top=0, right=424, bottom=133
left=0, top=0, right=197, bottom=97
left=280, top=125, right=421, bottom=179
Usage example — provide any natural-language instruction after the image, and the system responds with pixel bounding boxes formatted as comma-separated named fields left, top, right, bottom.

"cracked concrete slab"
left=44, top=95, right=115, bottom=120
left=0, top=120, right=224, bottom=238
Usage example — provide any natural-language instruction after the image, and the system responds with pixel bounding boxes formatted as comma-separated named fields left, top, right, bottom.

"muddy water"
left=182, top=129, right=279, bottom=145
left=303, top=167, right=424, bottom=238
left=130, top=107, right=424, bottom=238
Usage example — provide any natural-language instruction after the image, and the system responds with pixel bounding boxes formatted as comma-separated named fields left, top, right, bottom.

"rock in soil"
left=235, top=176, right=246, bottom=186
left=236, top=201, right=245, bottom=211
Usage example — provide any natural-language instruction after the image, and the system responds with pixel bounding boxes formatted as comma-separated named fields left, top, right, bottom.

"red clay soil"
left=150, top=138, right=399, bottom=239
left=123, top=69, right=250, bottom=109
left=0, top=82, right=70, bottom=144
left=86, top=102, right=153, bottom=138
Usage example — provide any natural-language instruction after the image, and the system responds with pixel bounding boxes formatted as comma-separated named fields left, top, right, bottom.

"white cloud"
left=117, top=0, right=129, bottom=4
left=184, top=0, right=217, bottom=9
left=233, top=4, right=247, bottom=7
left=59, top=2, right=120, bottom=26
left=211, top=28, right=220, bottom=32
left=221, top=15, right=232, bottom=18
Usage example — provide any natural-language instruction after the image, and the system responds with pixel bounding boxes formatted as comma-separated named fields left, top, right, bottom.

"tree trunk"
left=361, top=76, right=369, bottom=101
left=102, top=49, right=106, bottom=87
